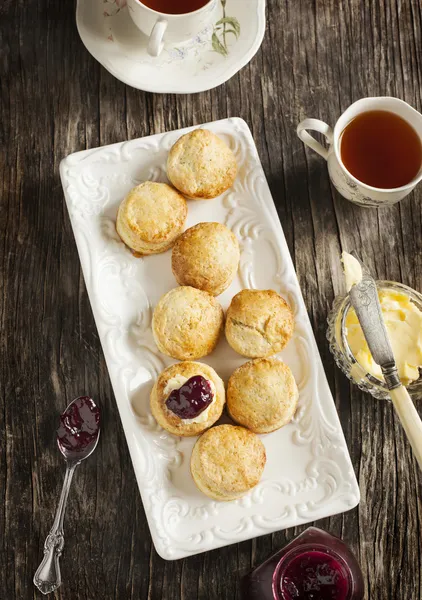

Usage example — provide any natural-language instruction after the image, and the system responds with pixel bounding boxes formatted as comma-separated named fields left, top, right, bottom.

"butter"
left=341, top=251, right=363, bottom=291
left=345, top=289, right=422, bottom=386
left=164, top=375, right=189, bottom=397
left=164, top=375, right=216, bottom=424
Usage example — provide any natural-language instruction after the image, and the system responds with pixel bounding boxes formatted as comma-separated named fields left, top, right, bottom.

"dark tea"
left=140, top=0, right=209, bottom=14
left=340, top=110, right=422, bottom=188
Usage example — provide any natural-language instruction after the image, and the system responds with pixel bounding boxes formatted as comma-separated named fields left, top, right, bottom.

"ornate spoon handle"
left=34, top=462, right=78, bottom=595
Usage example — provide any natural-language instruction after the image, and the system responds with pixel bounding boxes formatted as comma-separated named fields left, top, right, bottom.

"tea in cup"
left=297, top=97, right=422, bottom=207
left=127, top=0, right=217, bottom=57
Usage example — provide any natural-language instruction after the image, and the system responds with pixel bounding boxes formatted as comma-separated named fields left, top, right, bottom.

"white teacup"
left=297, top=97, right=422, bottom=207
left=127, top=0, right=218, bottom=57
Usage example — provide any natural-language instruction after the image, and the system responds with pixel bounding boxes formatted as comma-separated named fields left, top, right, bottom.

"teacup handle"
left=147, top=18, right=167, bottom=57
left=297, top=118, right=334, bottom=160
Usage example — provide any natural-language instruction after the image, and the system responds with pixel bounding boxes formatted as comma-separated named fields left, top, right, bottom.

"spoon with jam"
left=34, top=396, right=101, bottom=595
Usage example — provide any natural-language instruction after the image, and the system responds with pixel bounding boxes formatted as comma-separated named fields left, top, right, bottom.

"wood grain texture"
left=1, top=0, right=421, bottom=599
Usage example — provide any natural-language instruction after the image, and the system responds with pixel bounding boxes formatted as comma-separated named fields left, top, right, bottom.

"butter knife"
left=349, top=252, right=422, bottom=470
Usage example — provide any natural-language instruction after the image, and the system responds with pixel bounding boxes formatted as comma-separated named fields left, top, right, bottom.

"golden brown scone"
left=167, top=129, right=237, bottom=199
left=227, top=358, right=299, bottom=434
left=171, top=222, right=240, bottom=296
left=190, top=425, right=266, bottom=501
left=150, top=362, right=225, bottom=437
left=225, top=289, right=294, bottom=358
left=152, top=286, right=224, bottom=360
left=116, top=181, right=187, bottom=255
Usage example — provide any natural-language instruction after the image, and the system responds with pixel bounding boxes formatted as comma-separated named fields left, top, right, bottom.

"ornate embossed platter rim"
left=60, top=118, right=360, bottom=560
left=75, top=0, right=266, bottom=94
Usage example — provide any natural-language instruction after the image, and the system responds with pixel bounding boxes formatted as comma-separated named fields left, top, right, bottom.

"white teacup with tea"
left=127, top=0, right=217, bottom=57
left=297, top=97, right=422, bottom=207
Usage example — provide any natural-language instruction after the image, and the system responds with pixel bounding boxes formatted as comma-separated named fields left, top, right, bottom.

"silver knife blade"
left=348, top=253, right=400, bottom=389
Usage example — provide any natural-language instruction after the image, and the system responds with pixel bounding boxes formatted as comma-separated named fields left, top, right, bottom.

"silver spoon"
left=34, top=396, right=101, bottom=595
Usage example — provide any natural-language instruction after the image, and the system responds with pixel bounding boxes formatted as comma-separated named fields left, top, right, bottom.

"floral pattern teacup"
left=127, top=0, right=218, bottom=57
left=297, top=97, right=422, bottom=207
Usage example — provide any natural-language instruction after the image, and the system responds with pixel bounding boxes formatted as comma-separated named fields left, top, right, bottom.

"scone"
left=190, top=425, right=266, bottom=501
left=172, top=222, right=240, bottom=296
left=116, top=181, right=187, bottom=255
left=225, top=289, right=294, bottom=357
left=152, top=286, right=224, bottom=360
left=150, top=361, right=225, bottom=437
left=167, top=129, right=237, bottom=199
left=227, top=358, right=299, bottom=434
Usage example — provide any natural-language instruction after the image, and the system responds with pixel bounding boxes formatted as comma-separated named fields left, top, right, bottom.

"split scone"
left=225, top=289, right=294, bottom=358
left=227, top=358, right=299, bottom=434
left=152, top=286, right=224, bottom=360
left=190, top=425, right=266, bottom=501
left=116, top=181, right=187, bottom=255
left=150, top=361, right=225, bottom=437
left=171, top=222, right=240, bottom=296
left=167, top=129, right=237, bottom=199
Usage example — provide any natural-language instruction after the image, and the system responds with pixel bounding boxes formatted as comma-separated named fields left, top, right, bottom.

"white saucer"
left=76, top=0, right=266, bottom=94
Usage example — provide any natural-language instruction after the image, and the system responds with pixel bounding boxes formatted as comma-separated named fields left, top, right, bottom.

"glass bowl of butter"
left=327, top=280, right=422, bottom=400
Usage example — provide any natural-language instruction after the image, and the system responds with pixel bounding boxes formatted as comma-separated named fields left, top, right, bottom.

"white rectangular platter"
left=60, top=118, right=359, bottom=560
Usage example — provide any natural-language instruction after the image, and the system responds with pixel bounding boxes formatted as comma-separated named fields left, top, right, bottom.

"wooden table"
left=1, top=1, right=421, bottom=598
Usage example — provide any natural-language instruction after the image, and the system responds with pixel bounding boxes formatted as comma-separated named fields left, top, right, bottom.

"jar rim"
left=272, top=544, right=354, bottom=600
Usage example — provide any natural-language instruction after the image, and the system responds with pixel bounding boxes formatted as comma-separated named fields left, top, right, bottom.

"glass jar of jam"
left=241, top=527, right=364, bottom=600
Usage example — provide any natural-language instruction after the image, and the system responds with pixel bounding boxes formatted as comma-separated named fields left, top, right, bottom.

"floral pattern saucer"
left=76, top=0, right=266, bottom=94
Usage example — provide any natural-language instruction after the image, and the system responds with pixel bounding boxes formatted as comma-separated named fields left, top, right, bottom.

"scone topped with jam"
left=152, top=286, right=224, bottom=360
left=225, top=289, right=294, bottom=358
left=150, top=362, right=226, bottom=437
left=227, top=357, right=299, bottom=434
left=167, top=129, right=237, bottom=199
left=116, top=181, right=187, bottom=255
left=191, top=425, right=266, bottom=501
left=172, top=222, right=240, bottom=296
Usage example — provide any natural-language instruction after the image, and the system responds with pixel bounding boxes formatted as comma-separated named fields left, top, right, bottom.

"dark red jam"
left=278, top=550, right=350, bottom=600
left=241, top=528, right=364, bottom=600
left=57, top=396, right=100, bottom=455
left=165, top=375, right=213, bottom=420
